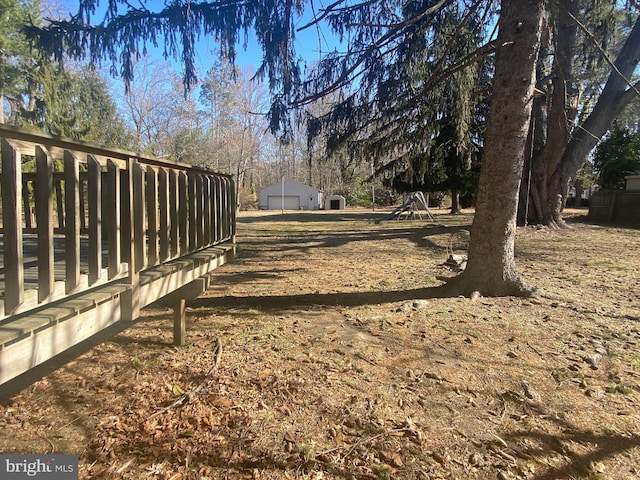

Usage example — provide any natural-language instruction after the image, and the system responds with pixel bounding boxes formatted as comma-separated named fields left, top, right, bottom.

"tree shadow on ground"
left=190, top=284, right=453, bottom=312
left=501, top=399, right=640, bottom=479
left=513, top=429, right=640, bottom=479
left=236, top=222, right=471, bottom=253
left=238, top=211, right=394, bottom=224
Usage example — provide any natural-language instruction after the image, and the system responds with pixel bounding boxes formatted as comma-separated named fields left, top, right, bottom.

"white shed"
left=325, top=195, right=346, bottom=210
left=259, top=180, right=324, bottom=210
left=625, top=174, right=640, bottom=191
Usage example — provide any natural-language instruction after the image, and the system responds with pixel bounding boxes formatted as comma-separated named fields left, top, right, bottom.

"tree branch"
left=557, top=1, right=640, bottom=98
left=148, top=338, right=223, bottom=419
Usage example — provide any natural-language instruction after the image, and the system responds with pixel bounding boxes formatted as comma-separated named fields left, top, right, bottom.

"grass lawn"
left=1, top=207, right=638, bottom=480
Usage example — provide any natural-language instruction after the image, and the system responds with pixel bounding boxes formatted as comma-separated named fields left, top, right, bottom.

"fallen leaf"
left=211, top=396, right=232, bottom=407
left=378, top=450, right=403, bottom=467
left=172, top=385, right=186, bottom=395
left=202, top=415, right=217, bottom=427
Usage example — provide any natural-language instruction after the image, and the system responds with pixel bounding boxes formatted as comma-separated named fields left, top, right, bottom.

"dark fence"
left=588, top=191, right=640, bottom=227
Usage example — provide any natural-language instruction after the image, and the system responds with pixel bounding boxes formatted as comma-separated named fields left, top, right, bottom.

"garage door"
left=267, top=195, right=300, bottom=210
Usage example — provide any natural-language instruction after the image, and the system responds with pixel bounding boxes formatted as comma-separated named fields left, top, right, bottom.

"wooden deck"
left=0, top=124, right=236, bottom=385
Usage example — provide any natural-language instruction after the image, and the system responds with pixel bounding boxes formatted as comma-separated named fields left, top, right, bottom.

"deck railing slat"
left=216, top=177, right=223, bottom=242
left=35, top=146, right=54, bottom=301
left=188, top=173, right=197, bottom=251
left=203, top=176, right=212, bottom=246
left=196, top=174, right=204, bottom=249
left=168, top=169, right=179, bottom=258
left=211, top=176, right=218, bottom=243
left=106, top=159, right=121, bottom=278
left=79, top=171, right=87, bottom=231
left=1, top=139, right=25, bottom=313
left=223, top=177, right=230, bottom=238
left=133, top=162, right=146, bottom=272
left=230, top=176, right=237, bottom=241
left=120, top=168, right=131, bottom=263
left=178, top=171, right=188, bottom=255
left=146, top=167, right=159, bottom=266
left=158, top=168, right=170, bottom=262
left=64, top=151, right=81, bottom=293
left=88, top=155, right=102, bottom=285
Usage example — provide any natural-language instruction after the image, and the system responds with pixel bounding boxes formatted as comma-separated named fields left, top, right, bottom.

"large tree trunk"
left=520, top=10, right=640, bottom=227
left=444, top=0, right=543, bottom=297
left=450, top=188, right=461, bottom=214
left=519, top=0, right=578, bottom=227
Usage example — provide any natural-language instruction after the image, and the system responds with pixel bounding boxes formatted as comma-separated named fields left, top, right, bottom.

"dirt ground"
left=0, top=208, right=639, bottom=480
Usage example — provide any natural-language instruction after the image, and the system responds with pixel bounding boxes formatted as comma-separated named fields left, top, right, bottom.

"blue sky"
left=54, top=0, right=339, bottom=75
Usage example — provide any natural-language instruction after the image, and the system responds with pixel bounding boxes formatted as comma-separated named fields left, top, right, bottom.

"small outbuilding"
left=325, top=195, right=346, bottom=210
left=625, top=173, right=640, bottom=191
left=259, top=180, right=324, bottom=210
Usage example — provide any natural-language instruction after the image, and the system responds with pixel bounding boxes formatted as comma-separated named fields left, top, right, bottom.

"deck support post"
left=173, top=298, right=187, bottom=346
left=163, top=277, right=209, bottom=346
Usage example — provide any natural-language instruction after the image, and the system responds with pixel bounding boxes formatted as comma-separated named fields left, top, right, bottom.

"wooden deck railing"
left=0, top=124, right=236, bottom=371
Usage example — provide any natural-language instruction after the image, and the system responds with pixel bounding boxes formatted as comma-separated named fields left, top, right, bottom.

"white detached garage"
left=259, top=180, right=324, bottom=210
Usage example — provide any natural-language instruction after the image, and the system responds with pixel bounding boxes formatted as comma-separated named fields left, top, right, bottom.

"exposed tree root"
left=544, top=217, right=572, bottom=229
left=436, top=270, right=538, bottom=299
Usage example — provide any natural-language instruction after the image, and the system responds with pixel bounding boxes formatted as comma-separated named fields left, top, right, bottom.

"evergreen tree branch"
left=556, top=1, right=640, bottom=98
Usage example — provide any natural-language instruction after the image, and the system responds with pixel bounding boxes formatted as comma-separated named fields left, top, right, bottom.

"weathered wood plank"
left=224, top=176, right=234, bottom=240
left=213, top=176, right=220, bottom=243
left=35, top=146, right=54, bottom=301
left=229, top=176, right=237, bottom=242
left=0, top=290, right=126, bottom=384
left=203, top=175, right=212, bottom=246
left=158, top=168, right=170, bottom=262
left=79, top=171, right=87, bottom=231
left=169, top=169, right=179, bottom=258
left=64, top=150, right=81, bottom=293
left=121, top=158, right=140, bottom=322
left=216, top=178, right=224, bottom=242
left=188, top=173, right=197, bottom=252
left=146, top=167, right=159, bottom=266
left=107, top=159, right=121, bottom=278
left=120, top=168, right=131, bottom=263
left=178, top=171, right=188, bottom=255
left=1, top=139, right=24, bottom=313
left=133, top=162, right=146, bottom=272
left=196, top=174, right=204, bottom=249
left=88, top=155, right=102, bottom=285
left=138, top=242, right=234, bottom=307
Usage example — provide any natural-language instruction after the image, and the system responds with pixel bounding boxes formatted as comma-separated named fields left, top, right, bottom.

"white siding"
left=625, top=175, right=640, bottom=191
left=259, top=180, right=323, bottom=210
